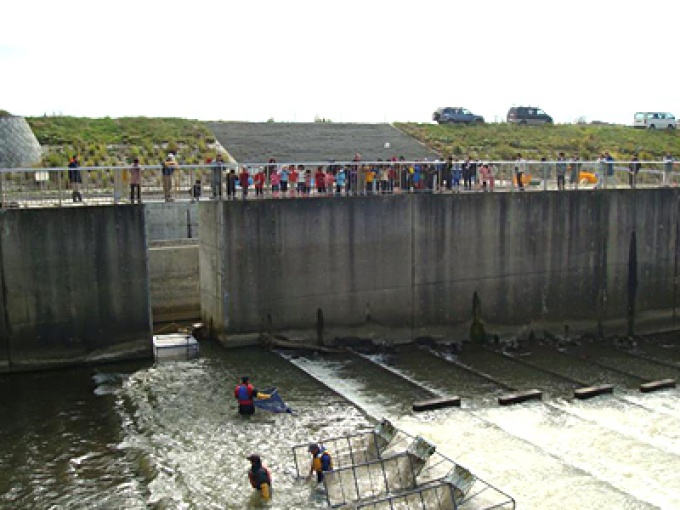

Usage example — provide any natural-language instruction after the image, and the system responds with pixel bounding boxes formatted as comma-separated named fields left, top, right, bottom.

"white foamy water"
left=292, top=351, right=676, bottom=509
left=3, top=342, right=677, bottom=510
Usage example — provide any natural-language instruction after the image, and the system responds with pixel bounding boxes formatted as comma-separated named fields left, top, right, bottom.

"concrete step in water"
left=505, top=343, right=644, bottom=390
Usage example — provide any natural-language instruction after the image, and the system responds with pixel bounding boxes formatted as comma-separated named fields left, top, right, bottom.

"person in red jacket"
left=315, top=167, right=326, bottom=194
left=254, top=168, right=266, bottom=198
left=234, top=376, right=258, bottom=415
left=238, top=166, right=250, bottom=200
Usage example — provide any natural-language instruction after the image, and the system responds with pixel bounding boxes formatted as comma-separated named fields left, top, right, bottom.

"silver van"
left=633, top=112, right=676, bottom=129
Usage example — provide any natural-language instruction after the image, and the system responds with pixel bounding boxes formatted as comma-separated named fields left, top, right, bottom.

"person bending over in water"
left=247, top=454, right=272, bottom=501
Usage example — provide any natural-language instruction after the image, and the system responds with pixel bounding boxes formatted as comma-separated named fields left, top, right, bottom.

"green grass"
left=395, top=122, right=680, bottom=161
left=23, top=116, right=680, bottom=168
left=27, top=116, right=217, bottom=167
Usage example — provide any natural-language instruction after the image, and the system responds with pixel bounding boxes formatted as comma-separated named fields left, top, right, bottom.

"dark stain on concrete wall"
left=0, top=207, right=151, bottom=370
left=204, top=189, right=679, bottom=340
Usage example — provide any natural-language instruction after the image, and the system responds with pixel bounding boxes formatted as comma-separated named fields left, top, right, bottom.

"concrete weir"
left=413, top=396, right=462, bottom=412
left=640, top=379, right=677, bottom=393
left=574, top=384, right=615, bottom=400
left=498, top=389, right=543, bottom=406
left=200, top=189, right=680, bottom=344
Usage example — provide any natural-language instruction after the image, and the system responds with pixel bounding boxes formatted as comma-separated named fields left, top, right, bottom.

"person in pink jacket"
left=270, top=168, right=281, bottom=198
left=324, top=169, right=335, bottom=196
left=479, top=164, right=490, bottom=191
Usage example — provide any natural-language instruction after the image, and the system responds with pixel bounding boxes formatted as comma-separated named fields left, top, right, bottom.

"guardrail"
left=0, top=159, right=676, bottom=208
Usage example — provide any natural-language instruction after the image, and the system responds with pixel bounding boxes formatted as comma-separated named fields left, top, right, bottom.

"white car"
left=633, top=112, right=676, bottom=129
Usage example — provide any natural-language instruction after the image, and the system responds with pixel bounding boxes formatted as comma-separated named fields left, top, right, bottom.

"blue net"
left=254, top=387, right=293, bottom=414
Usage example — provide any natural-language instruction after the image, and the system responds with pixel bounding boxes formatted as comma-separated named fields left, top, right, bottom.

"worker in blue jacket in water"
left=234, top=376, right=258, bottom=415
left=307, top=443, right=333, bottom=483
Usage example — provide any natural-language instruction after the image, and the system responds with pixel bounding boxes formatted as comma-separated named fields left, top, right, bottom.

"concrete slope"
left=207, top=122, right=440, bottom=164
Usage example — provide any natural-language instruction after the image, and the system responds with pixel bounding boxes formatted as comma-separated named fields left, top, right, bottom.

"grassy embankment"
left=23, top=116, right=680, bottom=167
left=396, top=122, right=680, bottom=161
left=26, top=116, right=218, bottom=167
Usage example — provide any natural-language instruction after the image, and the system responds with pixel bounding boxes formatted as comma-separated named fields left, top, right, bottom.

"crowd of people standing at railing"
left=61, top=150, right=677, bottom=204
left=187, top=151, right=677, bottom=202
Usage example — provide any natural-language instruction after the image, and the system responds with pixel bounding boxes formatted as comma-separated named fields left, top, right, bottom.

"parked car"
left=633, top=112, right=676, bottom=129
left=433, top=107, right=484, bottom=125
left=507, top=106, right=553, bottom=125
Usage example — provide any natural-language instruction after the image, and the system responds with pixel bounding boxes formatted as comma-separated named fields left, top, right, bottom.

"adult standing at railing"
left=444, top=156, right=454, bottom=191
left=569, top=153, right=581, bottom=190
left=129, top=157, right=142, bottom=204
left=605, top=152, right=615, bottom=188
left=597, top=154, right=607, bottom=189
left=68, top=154, right=83, bottom=202
left=628, top=154, right=641, bottom=189
left=514, top=153, right=526, bottom=191
left=664, top=152, right=674, bottom=187
left=462, top=157, right=472, bottom=191
left=452, top=160, right=462, bottom=192
left=226, top=168, right=238, bottom=200
left=556, top=153, right=567, bottom=191
left=211, top=154, right=225, bottom=200
left=162, top=153, right=178, bottom=202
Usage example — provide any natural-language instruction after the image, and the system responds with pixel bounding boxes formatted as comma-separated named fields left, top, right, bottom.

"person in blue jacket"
left=307, top=443, right=333, bottom=483
left=335, top=167, right=346, bottom=195
left=234, top=376, right=258, bottom=415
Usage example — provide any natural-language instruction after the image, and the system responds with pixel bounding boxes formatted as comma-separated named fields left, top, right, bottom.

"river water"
left=1, top=337, right=679, bottom=509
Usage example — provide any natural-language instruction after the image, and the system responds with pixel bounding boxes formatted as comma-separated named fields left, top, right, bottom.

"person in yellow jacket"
left=306, top=443, right=333, bottom=483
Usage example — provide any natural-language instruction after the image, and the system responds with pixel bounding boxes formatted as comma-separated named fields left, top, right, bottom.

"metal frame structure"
left=294, top=420, right=516, bottom=509
left=292, top=419, right=399, bottom=479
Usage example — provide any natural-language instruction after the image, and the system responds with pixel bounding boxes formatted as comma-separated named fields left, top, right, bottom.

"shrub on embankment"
left=396, top=122, right=680, bottom=161
left=27, top=116, right=218, bottom=167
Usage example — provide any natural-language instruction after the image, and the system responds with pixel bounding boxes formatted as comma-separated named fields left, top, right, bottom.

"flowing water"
left=1, top=338, right=680, bottom=509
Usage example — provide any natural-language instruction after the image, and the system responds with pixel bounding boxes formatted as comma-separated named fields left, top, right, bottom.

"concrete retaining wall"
left=0, top=116, right=42, bottom=168
left=0, top=206, right=151, bottom=371
left=201, top=190, right=680, bottom=344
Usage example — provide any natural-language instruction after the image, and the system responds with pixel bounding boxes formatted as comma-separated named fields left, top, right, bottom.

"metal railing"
left=0, top=159, right=676, bottom=208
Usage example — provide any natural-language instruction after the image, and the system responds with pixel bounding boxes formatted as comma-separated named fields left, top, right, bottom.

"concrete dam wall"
left=201, top=190, right=680, bottom=343
left=0, top=207, right=151, bottom=372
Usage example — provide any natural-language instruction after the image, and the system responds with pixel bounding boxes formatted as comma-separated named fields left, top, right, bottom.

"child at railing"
left=191, top=179, right=202, bottom=202
left=129, top=158, right=142, bottom=204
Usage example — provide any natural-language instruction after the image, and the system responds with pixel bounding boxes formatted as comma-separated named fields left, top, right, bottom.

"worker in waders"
left=306, top=443, right=333, bottom=484
left=234, top=376, right=258, bottom=415
left=247, top=454, right=272, bottom=501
